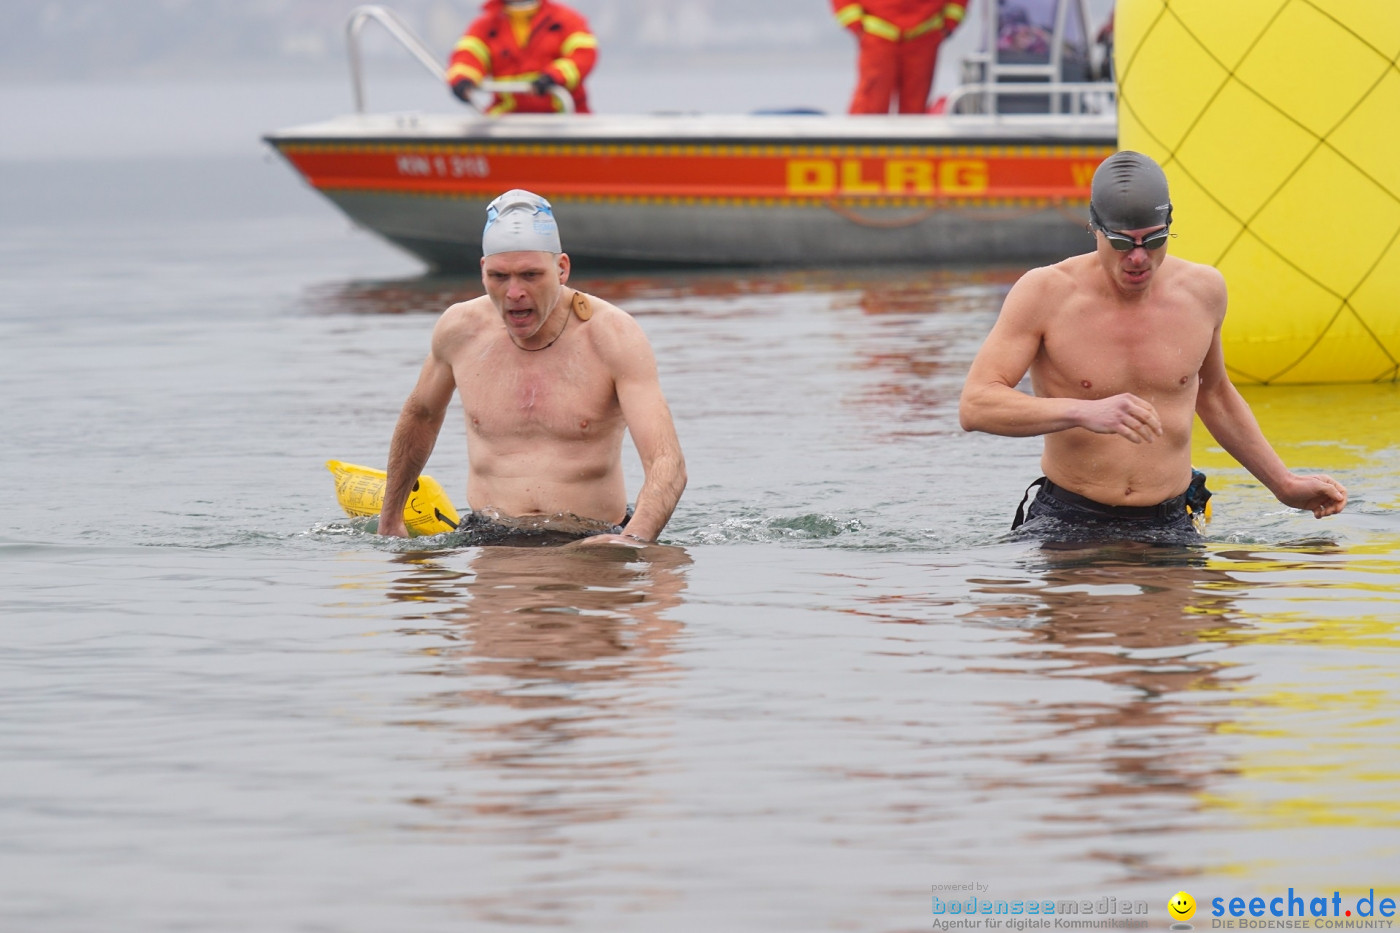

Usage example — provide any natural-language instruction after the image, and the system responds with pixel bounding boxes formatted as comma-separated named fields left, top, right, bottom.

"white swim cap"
left=481, top=189, right=562, bottom=256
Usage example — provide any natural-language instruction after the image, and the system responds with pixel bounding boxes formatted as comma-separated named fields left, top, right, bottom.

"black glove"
left=450, top=78, right=476, bottom=102
left=531, top=73, right=557, bottom=96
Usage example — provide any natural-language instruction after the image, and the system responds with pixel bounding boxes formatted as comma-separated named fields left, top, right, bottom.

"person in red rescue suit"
left=831, top=0, right=968, bottom=114
left=447, top=0, right=598, bottom=115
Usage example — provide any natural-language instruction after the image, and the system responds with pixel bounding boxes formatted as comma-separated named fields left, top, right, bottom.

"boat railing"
left=345, top=4, right=574, bottom=115
left=941, top=80, right=1115, bottom=116
left=944, top=0, right=1113, bottom=117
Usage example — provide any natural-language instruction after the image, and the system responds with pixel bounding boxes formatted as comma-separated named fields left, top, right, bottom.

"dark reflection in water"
left=964, top=544, right=1253, bottom=880
left=381, top=544, right=691, bottom=852
left=301, top=264, right=1022, bottom=317
left=978, top=544, right=1239, bottom=665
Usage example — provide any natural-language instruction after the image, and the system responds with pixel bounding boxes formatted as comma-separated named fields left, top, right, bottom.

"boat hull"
left=265, top=113, right=1115, bottom=269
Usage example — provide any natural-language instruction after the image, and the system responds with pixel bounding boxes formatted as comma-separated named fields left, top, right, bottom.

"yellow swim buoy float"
left=1116, top=0, right=1400, bottom=384
left=326, top=460, right=461, bottom=536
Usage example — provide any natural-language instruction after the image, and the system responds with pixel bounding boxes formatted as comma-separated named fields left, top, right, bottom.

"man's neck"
left=506, top=4, right=539, bottom=45
left=512, top=290, right=571, bottom=352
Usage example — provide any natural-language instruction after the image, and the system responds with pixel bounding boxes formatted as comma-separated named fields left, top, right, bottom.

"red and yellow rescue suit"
left=831, top=0, right=968, bottom=114
left=447, top=0, right=598, bottom=114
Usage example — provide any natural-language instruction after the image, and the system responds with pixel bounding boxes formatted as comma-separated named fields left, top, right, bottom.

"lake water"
left=2, top=80, right=1399, bottom=932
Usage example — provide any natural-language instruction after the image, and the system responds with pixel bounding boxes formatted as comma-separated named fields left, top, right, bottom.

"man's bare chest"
left=1040, top=306, right=1210, bottom=398
left=456, top=352, right=621, bottom=442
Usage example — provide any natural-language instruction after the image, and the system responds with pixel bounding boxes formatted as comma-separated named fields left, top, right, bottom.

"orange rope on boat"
left=823, top=201, right=940, bottom=227
left=825, top=199, right=1088, bottom=227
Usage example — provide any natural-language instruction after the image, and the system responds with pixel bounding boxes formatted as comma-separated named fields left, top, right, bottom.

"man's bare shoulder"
left=1160, top=255, right=1227, bottom=316
left=576, top=292, right=630, bottom=322
left=432, top=295, right=496, bottom=348
left=1161, top=254, right=1226, bottom=290
left=1003, top=255, right=1086, bottom=310
left=439, top=295, right=496, bottom=326
left=577, top=294, right=648, bottom=345
left=571, top=293, right=661, bottom=379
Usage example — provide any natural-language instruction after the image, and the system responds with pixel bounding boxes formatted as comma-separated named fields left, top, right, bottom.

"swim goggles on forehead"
left=1093, top=224, right=1171, bottom=251
left=484, top=199, right=554, bottom=229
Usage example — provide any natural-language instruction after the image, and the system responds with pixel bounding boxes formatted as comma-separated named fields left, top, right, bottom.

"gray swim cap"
left=482, top=189, right=562, bottom=256
left=1089, top=151, right=1173, bottom=230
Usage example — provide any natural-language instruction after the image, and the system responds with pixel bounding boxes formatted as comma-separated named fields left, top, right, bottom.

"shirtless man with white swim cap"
left=959, top=150, right=1346, bottom=538
left=378, top=189, right=687, bottom=544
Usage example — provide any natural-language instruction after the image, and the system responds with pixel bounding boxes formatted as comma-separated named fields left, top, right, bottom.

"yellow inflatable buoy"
left=326, top=460, right=461, bottom=537
left=1116, top=0, right=1400, bottom=384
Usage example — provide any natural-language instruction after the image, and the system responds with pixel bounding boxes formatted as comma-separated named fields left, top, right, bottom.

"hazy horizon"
left=1, top=0, right=1116, bottom=162
left=4, top=0, right=1115, bottom=83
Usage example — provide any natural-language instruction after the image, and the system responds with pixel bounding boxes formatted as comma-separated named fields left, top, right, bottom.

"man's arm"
left=446, top=18, right=491, bottom=100
left=377, top=320, right=459, bottom=537
left=958, top=267, right=1163, bottom=442
left=539, top=8, right=598, bottom=97
left=831, top=0, right=864, bottom=34
left=1194, top=306, right=1347, bottom=518
left=595, top=311, right=686, bottom=543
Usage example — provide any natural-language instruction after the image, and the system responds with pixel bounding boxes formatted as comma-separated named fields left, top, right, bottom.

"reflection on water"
left=300, top=264, right=1400, bottom=905
left=972, top=546, right=1244, bottom=846
left=383, top=544, right=690, bottom=849
left=1195, top=544, right=1400, bottom=838
left=962, top=546, right=1247, bottom=883
left=1195, top=382, right=1400, bottom=478
left=970, top=540, right=1400, bottom=877
left=831, top=529, right=1400, bottom=890
left=10, top=205, right=1400, bottom=929
left=304, top=264, right=1400, bottom=889
left=302, top=264, right=1023, bottom=318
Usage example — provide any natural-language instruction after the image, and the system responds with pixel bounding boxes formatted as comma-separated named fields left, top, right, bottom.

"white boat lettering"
left=395, top=154, right=490, bottom=178
left=396, top=154, right=434, bottom=176
left=449, top=155, right=490, bottom=178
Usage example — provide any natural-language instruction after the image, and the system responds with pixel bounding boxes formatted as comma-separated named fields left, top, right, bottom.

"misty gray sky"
left=1, top=0, right=1114, bottom=161
left=5, top=0, right=1115, bottom=81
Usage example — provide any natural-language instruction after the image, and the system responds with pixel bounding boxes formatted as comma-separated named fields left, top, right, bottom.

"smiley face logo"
left=1168, top=892, right=1196, bottom=922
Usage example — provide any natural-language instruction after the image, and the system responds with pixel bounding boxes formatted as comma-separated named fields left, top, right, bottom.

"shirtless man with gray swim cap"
left=959, top=150, right=1346, bottom=538
left=378, top=189, right=687, bottom=544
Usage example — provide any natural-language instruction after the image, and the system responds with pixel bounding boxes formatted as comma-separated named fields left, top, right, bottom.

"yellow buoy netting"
left=1117, top=0, right=1400, bottom=384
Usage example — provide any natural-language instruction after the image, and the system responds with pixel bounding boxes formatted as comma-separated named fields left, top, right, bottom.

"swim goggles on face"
left=1094, top=224, right=1171, bottom=251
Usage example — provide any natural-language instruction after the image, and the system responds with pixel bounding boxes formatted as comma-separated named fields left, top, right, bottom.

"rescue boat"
left=263, top=2, right=1117, bottom=270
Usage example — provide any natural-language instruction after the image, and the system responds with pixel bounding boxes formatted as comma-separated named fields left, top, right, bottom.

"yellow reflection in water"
left=1192, top=382, right=1400, bottom=474
left=1192, top=544, right=1400, bottom=838
left=1200, top=548, right=1400, bottom=650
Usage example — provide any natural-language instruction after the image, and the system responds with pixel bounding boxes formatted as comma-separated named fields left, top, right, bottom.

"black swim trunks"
left=451, top=506, right=633, bottom=548
left=1011, top=472, right=1211, bottom=544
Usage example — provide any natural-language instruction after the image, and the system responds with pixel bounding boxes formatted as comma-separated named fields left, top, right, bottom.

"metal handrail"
left=347, top=5, right=445, bottom=112
left=345, top=4, right=574, bottom=115
left=476, top=79, right=576, bottom=115
left=957, top=0, right=1105, bottom=116
left=942, top=80, right=1115, bottom=117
